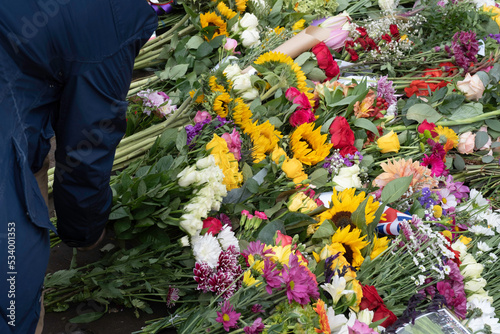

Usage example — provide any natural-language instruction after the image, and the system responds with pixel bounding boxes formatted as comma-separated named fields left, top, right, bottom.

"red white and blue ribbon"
left=376, top=206, right=412, bottom=236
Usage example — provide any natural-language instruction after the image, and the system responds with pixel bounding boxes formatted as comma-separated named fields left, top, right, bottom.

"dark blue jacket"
left=0, top=1, right=157, bottom=332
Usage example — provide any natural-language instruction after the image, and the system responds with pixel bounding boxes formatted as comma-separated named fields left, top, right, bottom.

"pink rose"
left=224, top=38, right=238, bottom=52
left=457, top=131, right=475, bottom=154
left=285, top=87, right=312, bottom=109
left=289, top=108, right=316, bottom=127
left=275, top=231, right=292, bottom=246
left=457, top=73, right=485, bottom=101
left=222, top=129, right=242, bottom=160
left=478, top=126, right=492, bottom=151
left=194, top=110, right=211, bottom=123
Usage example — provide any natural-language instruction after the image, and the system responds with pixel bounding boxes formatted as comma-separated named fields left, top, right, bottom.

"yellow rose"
left=282, top=158, right=308, bottom=184
left=287, top=192, right=318, bottom=213
left=377, top=130, right=400, bottom=153
left=271, top=146, right=288, bottom=164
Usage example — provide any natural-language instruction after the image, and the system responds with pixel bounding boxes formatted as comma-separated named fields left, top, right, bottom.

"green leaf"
left=186, top=36, right=204, bottom=49
left=381, top=176, right=413, bottom=204
left=242, top=163, right=253, bottom=182
left=308, top=68, right=327, bottom=82
left=486, top=119, right=500, bottom=132
left=438, top=94, right=465, bottom=115
left=137, top=180, right=147, bottom=197
left=448, top=103, right=483, bottom=121
left=351, top=197, right=369, bottom=235
left=257, top=220, right=285, bottom=245
left=246, top=178, right=260, bottom=194
left=44, top=269, right=78, bottom=288
left=264, top=200, right=285, bottom=218
left=169, top=64, right=189, bottom=81
left=295, top=52, right=312, bottom=66
left=195, top=42, right=213, bottom=58
left=69, top=312, right=105, bottom=324
left=176, top=128, right=187, bottom=151
left=109, top=207, right=130, bottom=220
left=309, top=168, right=329, bottom=187
left=476, top=71, right=490, bottom=87
left=354, top=118, right=379, bottom=136
left=482, top=155, right=495, bottom=163
left=454, top=154, right=465, bottom=171
left=475, top=131, right=489, bottom=149
left=406, top=104, right=442, bottom=123
left=312, top=220, right=335, bottom=239
left=114, top=218, right=131, bottom=236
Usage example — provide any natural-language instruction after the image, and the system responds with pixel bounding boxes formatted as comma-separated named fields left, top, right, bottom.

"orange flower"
left=373, top=158, right=438, bottom=191
left=314, top=299, right=330, bottom=334
left=354, top=90, right=376, bottom=118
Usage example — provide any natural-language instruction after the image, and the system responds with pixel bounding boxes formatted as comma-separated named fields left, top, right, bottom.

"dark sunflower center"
left=331, top=211, right=354, bottom=229
left=342, top=244, right=354, bottom=265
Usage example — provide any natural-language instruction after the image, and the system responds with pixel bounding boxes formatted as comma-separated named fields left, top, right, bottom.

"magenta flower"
left=280, top=254, right=319, bottom=305
left=285, top=87, right=312, bottom=109
left=251, top=304, right=265, bottom=313
left=241, top=241, right=274, bottom=259
left=222, top=128, right=242, bottom=160
left=193, top=262, right=214, bottom=293
left=254, top=211, right=268, bottom=220
left=443, top=175, right=469, bottom=204
left=348, top=320, right=378, bottom=334
left=244, top=317, right=265, bottom=334
left=216, top=301, right=241, bottom=331
left=194, top=110, right=212, bottom=123
left=262, top=259, right=283, bottom=294
left=421, top=154, right=446, bottom=177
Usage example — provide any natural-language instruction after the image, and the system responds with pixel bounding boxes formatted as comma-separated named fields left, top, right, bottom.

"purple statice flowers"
left=451, top=31, right=479, bottom=72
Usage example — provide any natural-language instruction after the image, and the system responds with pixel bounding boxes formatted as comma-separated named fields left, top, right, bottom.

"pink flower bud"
left=224, top=38, right=238, bottom=53
left=457, top=131, right=475, bottom=154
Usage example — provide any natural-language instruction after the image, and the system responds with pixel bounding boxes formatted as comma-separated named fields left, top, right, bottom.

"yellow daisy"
left=370, top=235, right=390, bottom=260
left=434, top=125, right=458, bottom=151
left=267, top=244, right=292, bottom=266
left=290, top=122, right=333, bottom=165
left=243, top=270, right=259, bottom=287
left=330, top=226, right=369, bottom=268
left=274, top=26, right=285, bottom=35
left=199, top=12, right=228, bottom=40
left=213, top=92, right=231, bottom=118
left=217, top=2, right=237, bottom=19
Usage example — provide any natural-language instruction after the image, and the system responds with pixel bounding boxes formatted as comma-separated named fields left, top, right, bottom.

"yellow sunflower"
left=216, top=2, right=237, bottom=19
left=231, top=97, right=253, bottom=132
left=189, top=90, right=205, bottom=104
left=199, top=12, right=228, bottom=40
left=236, top=0, right=247, bottom=12
left=330, top=225, right=369, bottom=268
left=370, top=235, right=390, bottom=260
left=209, top=75, right=226, bottom=93
left=206, top=134, right=243, bottom=190
left=213, top=92, right=231, bottom=118
left=433, top=125, right=458, bottom=152
left=290, top=122, right=333, bottom=165
left=312, top=188, right=380, bottom=234
left=248, top=120, right=283, bottom=163
left=254, top=51, right=311, bottom=96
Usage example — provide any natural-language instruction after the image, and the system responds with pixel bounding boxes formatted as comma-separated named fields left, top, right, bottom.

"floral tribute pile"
left=43, top=0, right=500, bottom=333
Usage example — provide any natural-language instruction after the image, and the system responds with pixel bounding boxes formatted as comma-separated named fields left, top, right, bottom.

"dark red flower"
left=339, top=145, right=358, bottom=157
left=329, top=116, right=355, bottom=150
left=381, top=34, right=392, bottom=43
left=202, top=217, right=223, bottom=235
left=389, top=24, right=400, bottom=39
left=312, top=42, right=339, bottom=80
left=356, top=27, right=367, bottom=37
left=359, top=285, right=385, bottom=311
left=289, top=108, right=316, bottom=127
left=373, top=304, right=398, bottom=328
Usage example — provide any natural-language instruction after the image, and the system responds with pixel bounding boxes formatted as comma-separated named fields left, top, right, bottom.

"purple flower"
left=418, top=187, right=437, bottom=209
left=244, top=317, right=265, bottom=334
left=216, top=301, right=241, bottom=331
left=251, top=304, right=265, bottom=314
left=193, top=262, right=214, bottom=293
left=280, top=254, right=319, bottom=305
left=443, top=175, right=469, bottom=204
left=214, top=116, right=233, bottom=129
left=377, top=76, right=397, bottom=107
left=242, top=241, right=274, bottom=259
left=451, top=31, right=479, bottom=72
left=488, top=33, right=500, bottom=44
left=217, top=213, right=232, bottom=227
left=166, top=286, right=179, bottom=308
left=185, top=117, right=211, bottom=145
left=262, top=259, right=283, bottom=294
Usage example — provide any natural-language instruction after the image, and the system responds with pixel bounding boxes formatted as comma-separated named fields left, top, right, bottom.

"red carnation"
left=417, top=120, right=438, bottom=138
left=329, top=116, right=355, bottom=151
left=202, top=217, right=223, bottom=235
left=360, top=285, right=397, bottom=328
left=381, top=34, right=392, bottom=43
left=389, top=24, right=400, bottom=39
left=312, top=42, right=339, bottom=80
left=339, top=145, right=358, bottom=157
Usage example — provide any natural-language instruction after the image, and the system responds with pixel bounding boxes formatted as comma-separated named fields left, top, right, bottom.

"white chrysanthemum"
left=469, top=225, right=495, bottom=236
left=192, top=233, right=222, bottom=268
left=217, top=225, right=239, bottom=251
left=470, top=189, right=490, bottom=207
left=468, top=297, right=495, bottom=318
left=477, top=241, right=492, bottom=252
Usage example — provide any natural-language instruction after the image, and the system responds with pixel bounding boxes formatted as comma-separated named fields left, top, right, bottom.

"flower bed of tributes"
left=43, top=0, right=500, bottom=332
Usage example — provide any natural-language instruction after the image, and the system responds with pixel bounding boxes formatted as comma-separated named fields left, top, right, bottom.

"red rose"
left=329, top=116, right=355, bottom=150
left=289, top=108, right=316, bottom=127
left=381, top=34, right=392, bottom=43
left=417, top=120, right=438, bottom=137
left=285, top=87, right=312, bottom=109
left=373, top=304, right=398, bottom=328
left=339, top=145, right=358, bottom=157
left=312, top=42, right=339, bottom=80
left=202, top=217, right=223, bottom=235
left=359, top=285, right=384, bottom=311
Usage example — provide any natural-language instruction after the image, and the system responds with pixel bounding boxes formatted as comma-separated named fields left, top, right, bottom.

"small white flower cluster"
left=232, top=13, right=261, bottom=48
left=178, top=155, right=227, bottom=236
left=457, top=188, right=500, bottom=235
left=224, top=64, right=259, bottom=101
left=191, top=225, right=240, bottom=268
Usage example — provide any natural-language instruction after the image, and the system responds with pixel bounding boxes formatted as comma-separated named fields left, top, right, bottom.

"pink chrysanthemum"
left=193, top=262, right=214, bottom=293
left=216, top=301, right=241, bottom=331
left=244, top=317, right=265, bottom=334
left=262, top=259, right=283, bottom=294
left=280, top=254, right=319, bottom=305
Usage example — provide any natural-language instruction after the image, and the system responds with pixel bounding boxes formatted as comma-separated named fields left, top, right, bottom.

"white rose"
left=239, top=13, right=259, bottom=29
left=356, top=309, right=374, bottom=325
left=177, top=166, right=200, bottom=187
left=180, top=214, right=203, bottom=236
left=232, top=73, right=253, bottom=92
left=451, top=240, right=468, bottom=260
left=241, top=88, right=259, bottom=100
left=196, top=155, right=215, bottom=170
left=332, top=165, right=362, bottom=191
left=223, top=64, right=241, bottom=80
left=179, top=236, right=190, bottom=247
left=465, top=278, right=487, bottom=293
left=241, top=28, right=260, bottom=48
left=457, top=73, right=485, bottom=101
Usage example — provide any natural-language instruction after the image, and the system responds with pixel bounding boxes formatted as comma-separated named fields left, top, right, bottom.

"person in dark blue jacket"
left=0, top=1, right=157, bottom=332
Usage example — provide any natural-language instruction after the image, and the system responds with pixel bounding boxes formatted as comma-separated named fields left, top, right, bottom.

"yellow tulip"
left=377, top=130, right=400, bottom=153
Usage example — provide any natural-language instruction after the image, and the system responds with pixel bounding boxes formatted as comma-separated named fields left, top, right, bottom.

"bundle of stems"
left=47, top=97, right=193, bottom=194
